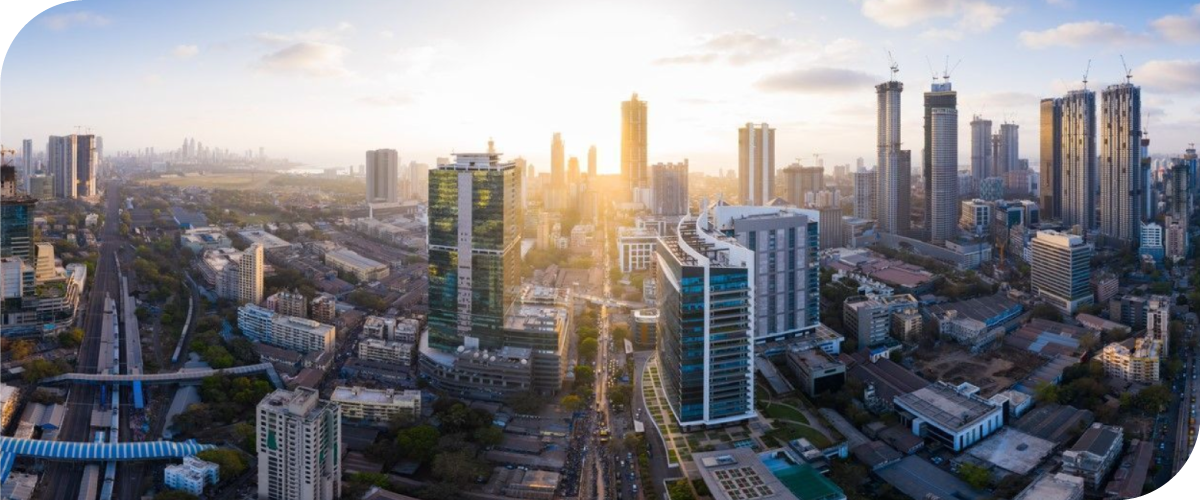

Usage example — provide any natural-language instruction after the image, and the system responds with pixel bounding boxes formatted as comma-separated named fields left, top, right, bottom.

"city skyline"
left=3, top=0, right=1200, bottom=174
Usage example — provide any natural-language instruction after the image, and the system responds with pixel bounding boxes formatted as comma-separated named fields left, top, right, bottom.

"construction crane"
left=812, top=153, right=822, bottom=167
left=1120, top=55, right=1132, bottom=84
left=0, top=146, right=15, bottom=166
left=942, top=56, right=962, bottom=83
left=926, top=56, right=938, bottom=83
left=1082, top=59, right=1092, bottom=90
left=887, top=50, right=899, bottom=80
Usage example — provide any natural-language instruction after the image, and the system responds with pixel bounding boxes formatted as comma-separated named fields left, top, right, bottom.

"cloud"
left=1134, top=60, right=1200, bottom=93
left=1019, top=21, right=1151, bottom=48
left=756, top=67, right=878, bottom=93
left=859, top=0, right=1008, bottom=37
left=972, top=91, right=1040, bottom=110
left=655, top=31, right=809, bottom=66
left=257, top=42, right=350, bottom=78
left=379, top=30, right=395, bottom=40
left=42, top=11, right=110, bottom=31
left=142, top=74, right=163, bottom=86
left=1152, top=4, right=1200, bottom=44
left=257, top=21, right=354, bottom=45
left=357, top=93, right=413, bottom=108
left=172, top=44, right=199, bottom=59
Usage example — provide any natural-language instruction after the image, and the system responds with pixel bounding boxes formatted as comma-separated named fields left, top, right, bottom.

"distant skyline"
left=3, top=0, right=1200, bottom=174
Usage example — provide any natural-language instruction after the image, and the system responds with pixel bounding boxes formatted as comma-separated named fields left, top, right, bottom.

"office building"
left=365, top=149, right=399, bottom=204
left=621, top=93, right=649, bottom=201
left=877, top=79, right=909, bottom=234
left=1, top=167, right=35, bottom=264
left=924, top=81, right=958, bottom=244
left=979, top=176, right=1004, bottom=201
left=786, top=347, right=846, bottom=396
left=1098, top=83, right=1142, bottom=247
left=651, top=161, right=689, bottom=216
left=843, top=294, right=917, bottom=350
left=853, top=170, right=876, bottom=219
left=960, top=199, right=991, bottom=237
left=738, top=123, right=775, bottom=205
left=164, top=456, right=220, bottom=496
left=1041, top=99, right=1063, bottom=219
left=256, top=387, right=341, bottom=500
left=893, top=382, right=1004, bottom=452
left=655, top=202, right=755, bottom=429
left=617, top=226, right=658, bottom=273
left=1061, top=90, right=1096, bottom=230
left=239, top=303, right=337, bottom=354
left=1031, top=231, right=1093, bottom=313
left=1061, top=423, right=1123, bottom=490
left=707, top=205, right=820, bottom=343
left=20, top=139, right=33, bottom=191
left=632, top=308, right=658, bottom=348
left=783, top=165, right=824, bottom=207
left=331, top=386, right=420, bottom=424
left=587, top=145, right=597, bottom=177
left=818, top=206, right=844, bottom=249
left=970, top=116, right=993, bottom=187
left=427, top=150, right=522, bottom=352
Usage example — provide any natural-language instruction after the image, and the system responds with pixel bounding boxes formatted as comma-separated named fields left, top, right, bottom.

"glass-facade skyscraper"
left=1, top=166, right=35, bottom=263
left=427, top=150, right=522, bottom=352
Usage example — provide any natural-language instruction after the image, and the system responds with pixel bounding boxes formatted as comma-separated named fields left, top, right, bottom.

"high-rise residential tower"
left=782, top=165, right=824, bottom=207
left=427, top=150, right=522, bottom=351
left=651, top=161, right=689, bottom=216
left=587, top=145, right=597, bottom=178
left=550, top=132, right=565, bottom=187
left=738, top=123, right=775, bottom=205
left=237, top=243, right=264, bottom=305
left=1061, top=89, right=1096, bottom=231
left=21, top=139, right=32, bottom=192
left=1098, top=82, right=1142, bottom=247
left=256, top=387, right=341, bottom=500
left=924, top=81, right=958, bottom=244
left=621, top=93, right=648, bottom=201
left=74, top=134, right=98, bottom=197
left=47, top=135, right=76, bottom=198
left=1040, top=98, right=1063, bottom=220
left=364, top=149, right=399, bottom=204
left=853, top=170, right=877, bottom=219
left=996, top=123, right=1019, bottom=175
left=567, top=156, right=580, bottom=186
left=970, top=116, right=992, bottom=189
left=1031, top=230, right=1094, bottom=313
left=876, top=80, right=908, bottom=234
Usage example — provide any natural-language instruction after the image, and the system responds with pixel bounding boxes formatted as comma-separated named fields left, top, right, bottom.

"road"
left=1172, top=323, right=1198, bottom=476
left=39, top=186, right=124, bottom=500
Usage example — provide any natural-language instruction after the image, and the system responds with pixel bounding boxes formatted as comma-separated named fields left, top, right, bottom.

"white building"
left=617, top=226, right=658, bottom=273
left=365, top=149, right=399, bottom=204
left=331, top=386, right=421, bottom=424
left=1099, top=338, right=1161, bottom=384
left=257, top=387, right=341, bottom=500
left=239, top=304, right=336, bottom=354
left=179, top=226, right=232, bottom=253
left=164, top=456, right=220, bottom=496
left=738, top=123, right=775, bottom=205
left=358, top=338, right=413, bottom=366
left=1031, top=230, right=1093, bottom=313
left=960, top=199, right=991, bottom=237
left=893, top=382, right=1003, bottom=452
left=1146, top=295, right=1170, bottom=357
left=325, top=248, right=389, bottom=281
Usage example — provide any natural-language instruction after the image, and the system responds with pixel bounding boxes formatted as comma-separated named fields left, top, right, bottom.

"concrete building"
left=1098, top=83, right=1142, bottom=247
left=924, top=82, right=958, bottom=244
left=239, top=303, right=336, bottom=354
left=164, top=456, right=219, bottom=496
left=783, top=165, right=825, bottom=207
left=651, top=161, right=689, bottom=216
left=876, top=79, right=908, bottom=235
left=1040, top=98, right=1063, bottom=220
left=853, top=170, right=876, bottom=219
left=995, top=123, right=1019, bottom=176
left=969, top=116, right=992, bottom=189
left=1165, top=214, right=1188, bottom=262
left=232, top=243, right=264, bottom=305
left=1146, top=295, right=1170, bottom=356
left=179, top=226, right=232, bottom=253
left=1060, top=89, right=1096, bottom=231
left=692, top=449, right=801, bottom=500
left=266, top=289, right=308, bottom=318
left=893, top=382, right=1004, bottom=452
left=960, top=199, right=991, bottom=237
left=785, top=347, right=846, bottom=396
left=1140, top=221, right=1164, bottom=263
left=256, top=387, right=341, bottom=500
left=1031, top=231, right=1093, bottom=313
left=325, top=248, right=389, bottom=281
left=1099, top=338, right=1161, bottom=384
left=621, top=93, right=649, bottom=201
left=817, top=206, right=845, bottom=250
left=310, top=294, right=337, bottom=324
left=739, top=123, right=775, bottom=205
left=331, top=386, right=420, bottom=424
left=358, top=338, right=413, bottom=366
left=484, top=468, right=560, bottom=500
left=617, top=226, right=658, bottom=273
left=843, top=294, right=916, bottom=350
left=1013, top=473, right=1084, bottom=500
left=365, top=149, right=399, bottom=204
left=1061, top=423, right=1123, bottom=490
left=632, top=308, right=658, bottom=348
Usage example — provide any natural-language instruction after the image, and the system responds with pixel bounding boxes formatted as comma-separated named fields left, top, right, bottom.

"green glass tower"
left=427, top=150, right=522, bottom=351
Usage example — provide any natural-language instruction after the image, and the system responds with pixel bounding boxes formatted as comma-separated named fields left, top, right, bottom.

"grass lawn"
left=762, top=403, right=810, bottom=424
left=765, top=423, right=832, bottom=449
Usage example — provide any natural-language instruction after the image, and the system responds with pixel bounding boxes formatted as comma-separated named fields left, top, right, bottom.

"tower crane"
left=1082, top=59, right=1092, bottom=90
left=1120, top=55, right=1132, bottom=84
left=887, top=50, right=899, bottom=80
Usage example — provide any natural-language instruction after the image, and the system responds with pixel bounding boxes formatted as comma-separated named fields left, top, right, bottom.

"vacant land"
left=912, top=344, right=1044, bottom=396
left=141, top=173, right=279, bottom=190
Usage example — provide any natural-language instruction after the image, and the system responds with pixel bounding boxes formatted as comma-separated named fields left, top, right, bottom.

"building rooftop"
left=331, top=386, right=420, bottom=405
left=926, top=293, right=1021, bottom=325
left=1069, top=423, right=1123, bottom=458
left=1104, top=439, right=1154, bottom=499
left=1012, top=404, right=1095, bottom=445
left=843, top=351, right=929, bottom=404
left=1014, top=473, right=1085, bottom=500
left=618, top=226, right=659, bottom=239
left=894, top=382, right=1000, bottom=433
left=1006, top=319, right=1089, bottom=358
left=874, top=456, right=984, bottom=500
left=326, top=248, right=386, bottom=269
left=964, top=428, right=1056, bottom=475
left=237, top=229, right=291, bottom=249
left=504, top=304, right=567, bottom=334
left=692, top=448, right=800, bottom=500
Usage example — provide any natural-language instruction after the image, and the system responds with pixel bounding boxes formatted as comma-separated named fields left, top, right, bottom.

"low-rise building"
left=844, top=295, right=918, bottom=350
left=1099, top=338, right=1161, bottom=384
left=616, top=226, right=658, bottom=273
left=179, top=226, right=232, bottom=253
left=164, top=456, right=220, bottom=496
left=310, top=293, right=337, bottom=324
left=936, top=310, right=1002, bottom=352
left=325, top=248, right=390, bottom=281
left=358, top=338, right=414, bottom=366
left=239, top=303, right=336, bottom=354
left=1103, top=439, right=1154, bottom=499
left=331, top=386, right=421, bottom=424
left=1013, top=472, right=1085, bottom=500
left=785, top=347, right=845, bottom=397
left=483, top=467, right=560, bottom=500
left=632, top=308, right=658, bottom=348
left=0, top=384, right=18, bottom=429
left=893, top=382, right=1003, bottom=452
left=1061, top=423, right=1123, bottom=490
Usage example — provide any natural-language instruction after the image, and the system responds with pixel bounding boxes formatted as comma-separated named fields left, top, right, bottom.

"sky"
left=3, top=0, right=1200, bottom=175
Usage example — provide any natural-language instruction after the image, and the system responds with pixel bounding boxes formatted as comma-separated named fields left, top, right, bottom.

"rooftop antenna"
left=1120, top=55, right=1132, bottom=84
left=1082, top=59, right=1092, bottom=90
left=887, top=50, right=899, bottom=80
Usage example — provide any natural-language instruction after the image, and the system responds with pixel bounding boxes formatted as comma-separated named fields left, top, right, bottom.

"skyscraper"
left=650, top=161, right=689, bottom=216
left=1031, top=230, right=1094, bottom=313
left=256, top=387, right=341, bottom=500
left=656, top=203, right=754, bottom=429
left=853, top=170, right=877, bottom=219
left=47, top=135, right=76, bottom=199
left=238, top=243, right=264, bottom=305
left=1040, top=98, right=1063, bottom=220
left=587, top=145, right=597, bottom=178
left=996, top=123, right=1019, bottom=175
left=621, top=93, right=648, bottom=201
left=738, top=123, right=775, bottom=205
left=1098, top=82, right=1142, bottom=247
left=782, top=165, right=824, bottom=207
left=567, top=156, right=580, bottom=186
left=21, top=139, right=32, bottom=192
left=1, top=166, right=35, bottom=264
left=427, top=149, right=522, bottom=351
left=876, top=79, right=908, bottom=234
left=924, top=81, right=958, bottom=244
left=73, top=134, right=98, bottom=197
left=1061, top=90, right=1096, bottom=231
left=550, top=133, right=565, bottom=189
left=364, top=149, right=399, bottom=204
left=970, top=116, right=992, bottom=190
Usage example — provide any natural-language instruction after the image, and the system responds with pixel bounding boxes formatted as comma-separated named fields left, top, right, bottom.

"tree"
left=1030, top=303, right=1061, bottom=321
left=574, top=365, right=596, bottom=388
left=473, top=425, right=504, bottom=447
left=1134, top=384, right=1172, bottom=414
left=432, top=450, right=486, bottom=484
left=233, top=422, right=256, bottom=452
left=396, top=425, right=441, bottom=463
left=1034, top=381, right=1060, bottom=404
left=196, top=448, right=248, bottom=481
left=957, top=462, right=992, bottom=490
left=561, top=394, right=585, bottom=412
left=505, top=391, right=545, bottom=415
left=610, top=383, right=633, bottom=407
left=58, top=328, right=84, bottom=348
left=21, top=359, right=67, bottom=383
left=9, top=340, right=35, bottom=360
left=579, top=337, right=599, bottom=361
left=668, top=479, right=697, bottom=500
